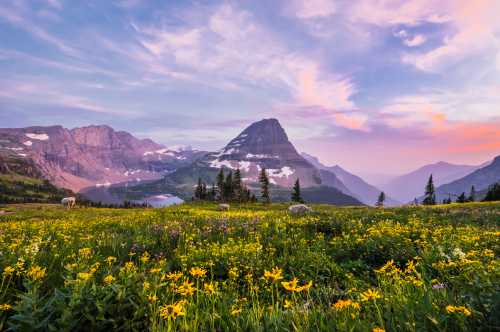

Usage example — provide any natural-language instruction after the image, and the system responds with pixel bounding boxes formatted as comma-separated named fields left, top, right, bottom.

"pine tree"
left=209, top=184, right=217, bottom=201
left=483, top=183, right=500, bottom=201
left=423, top=174, right=436, bottom=205
left=216, top=169, right=225, bottom=201
left=259, top=167, right=270, bottom=204
left=201, top=182, right=207, bottom=200
left=456, top=192, right=466, bottom=203
left=233, top=168, right=242, bottom=202
left=376, top=191, right=385, bottom=207
left=291, top=179, right=303, bottom=203
left=224, top=171, right=234, bottom=201
left=194, top=177, right=203, bottom=200
left=468, top=185, right=476, bottom=202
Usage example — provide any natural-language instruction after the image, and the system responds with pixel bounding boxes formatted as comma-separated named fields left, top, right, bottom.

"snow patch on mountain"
left=23, top=141, right=33, bottom=146
left=26, top=133, right=49, bottom=140
left=268, top=167, right=294, bottom=178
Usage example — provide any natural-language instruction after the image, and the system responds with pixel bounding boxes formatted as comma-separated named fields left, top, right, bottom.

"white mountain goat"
left=61, top=197, right=76, bottom=209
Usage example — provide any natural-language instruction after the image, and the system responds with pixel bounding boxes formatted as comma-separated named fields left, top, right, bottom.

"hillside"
left=429, top=155, right=500, bottom=202
left=0, top=154, right=72, bottom=203
left=302, top=153, right=400, bottom=206
left=381, top=161, right=480, bottom=202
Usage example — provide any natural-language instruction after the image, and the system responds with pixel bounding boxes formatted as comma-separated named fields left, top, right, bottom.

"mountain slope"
left=428, top=155, right=500, bottom=202
left=381, top=161, right=480, bottom=203
left=0, top=153, right=73, bottom=203
left=0, top=125, right=206, bottom=192
left=126, top=119, right=362, bottom=205
left=302, top=153, right=400, bottom=206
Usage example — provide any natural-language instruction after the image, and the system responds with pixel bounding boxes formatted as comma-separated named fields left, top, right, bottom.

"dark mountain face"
left=302, top=152, right=400, bottom=206
left=381, top=161, right=481, bottom=203
left=0, top=125, right=205, bottom=191
left=429, top=155, right=500, bottom=202
left=199, top=119, right=323, bottom=187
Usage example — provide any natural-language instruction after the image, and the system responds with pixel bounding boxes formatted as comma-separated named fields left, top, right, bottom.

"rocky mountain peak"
left=220, top=118, right=302, bottom=162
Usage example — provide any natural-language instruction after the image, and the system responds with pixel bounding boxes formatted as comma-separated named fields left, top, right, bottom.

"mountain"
left=381, top=161, right=481, bottom=203
left=0, top=125, right=206, bottom=192
left=427, top=155, right=500, bottom=203
left=125, top=119, right=362, bottom=205
left=302, top=153, right=400, bottom=206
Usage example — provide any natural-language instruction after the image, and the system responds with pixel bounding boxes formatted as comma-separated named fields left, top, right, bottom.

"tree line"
left=193, top=167, right=304, bottom=204
left=375, top=175, right=500, bottom=207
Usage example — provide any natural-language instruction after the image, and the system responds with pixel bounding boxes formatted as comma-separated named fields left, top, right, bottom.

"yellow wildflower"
left=264, top=267, right=283, bottom=283
left=204, top=282, right=217, bottom=295
left=281, top=278, right=312, bottom=292
left=162, top=271, right=183, bottom=282
left=176, top=280, right=196, bottom=296
left=2, top=266, right=15, bottom=277
left=148, top=294, right=158, bottom=303
left=360, top=289, right=381, bottom=302
left=140, top=252, right=150, bottom=264
left=284, top=299, right=294, bottom=309
left=229, top=267, right=239, bottom=279
left=332, top=299, right=361, bottom=310
left=79, top=247, right=92, bottom=259
left=27, top=265, right=47, bottom=281
left=189, top=267, right=207, bottom=278
left=0, top=304, right=12, bottom=311
left=144, top=281, right=150, bottom=290
left=77, top=272, right=92, bottom=282
left=103, top=275, right=115, bottom=284
left=446, top=305, right=471, bottom=316
left=106, top=256, right=117, bottom=265
left=159, top=300, right=186, bottom=320
left=230, top=305, right=242, bottom=316
left=373, top=327, right=385, bottom=332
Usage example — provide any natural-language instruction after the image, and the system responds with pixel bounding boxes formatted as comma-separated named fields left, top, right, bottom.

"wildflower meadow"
left=0, top=202, right=498, bottom=331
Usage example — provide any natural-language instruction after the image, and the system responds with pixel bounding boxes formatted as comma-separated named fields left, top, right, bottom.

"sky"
left=0, top=0, right=499, bottom=177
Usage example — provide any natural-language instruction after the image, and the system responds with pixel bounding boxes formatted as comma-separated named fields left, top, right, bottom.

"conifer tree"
left=201, top=182, right=207, bottom=200
left=194, top=177, right=203, bottom=200
left=291, top=178, right=303, bottom=203
left=233, top=168, right=242, bottom=202
left=376, top=191, right=385, bottom=207
left=259, top=167, right=270, bottom=203
left=483, top=183, right=500, bottom=201
left=456, top=192, right=466, bottom=203
left=423, top=174, right=436, bottom=205
left=209, top=184, right=217, bottom=201
left=224, top=171, right=234, bottom=201
left=468, top=185, right=476, bottom=202
left=216, top=169, right=225, bottom=201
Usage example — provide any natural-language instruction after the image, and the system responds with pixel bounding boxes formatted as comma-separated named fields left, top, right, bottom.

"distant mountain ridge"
left=0, top=125, right=206, bottom=191
left=301, top=153, right=400, bottom=206
left=381, top=161, right=481, bottom=203
left=426, top=155, right=500, bottom=202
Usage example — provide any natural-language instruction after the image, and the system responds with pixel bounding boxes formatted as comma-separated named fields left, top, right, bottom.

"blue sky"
left=1, top=0, right=499, bottom=176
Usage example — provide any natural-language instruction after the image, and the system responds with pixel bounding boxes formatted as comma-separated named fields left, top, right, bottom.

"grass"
left=0, top=202, right=498, bottom=331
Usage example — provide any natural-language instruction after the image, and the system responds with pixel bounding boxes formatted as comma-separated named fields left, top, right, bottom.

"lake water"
left=80, top=185, right=184, bottom=208
left=136, top=194, right=184, bottom=208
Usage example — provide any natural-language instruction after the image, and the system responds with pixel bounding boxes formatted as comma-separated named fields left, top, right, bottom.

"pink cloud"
left=286, top=0, right=336, bottom=19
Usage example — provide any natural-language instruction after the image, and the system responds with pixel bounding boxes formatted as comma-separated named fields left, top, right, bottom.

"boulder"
left=288, top=204, right=312, bottom=215
left=218, top=203, right=230, bottom=211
